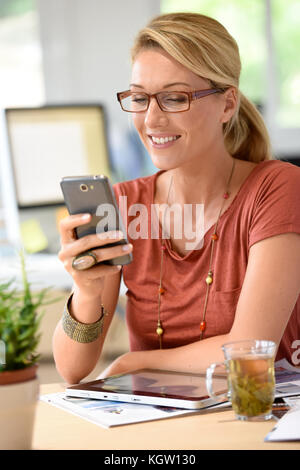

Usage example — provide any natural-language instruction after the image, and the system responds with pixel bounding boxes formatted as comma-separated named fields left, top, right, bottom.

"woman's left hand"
left=98, top=351, right=146, bottom=379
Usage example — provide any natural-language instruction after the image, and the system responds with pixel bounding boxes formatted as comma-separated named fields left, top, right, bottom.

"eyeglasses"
left=116, top=88, right=224, bottom=113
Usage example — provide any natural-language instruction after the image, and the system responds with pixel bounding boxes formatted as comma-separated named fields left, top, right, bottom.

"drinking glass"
left=206, top=340, right=276, bottom=421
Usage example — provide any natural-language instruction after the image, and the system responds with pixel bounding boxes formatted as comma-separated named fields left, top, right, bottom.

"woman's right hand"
left=58, top=213, right=132, bottom=299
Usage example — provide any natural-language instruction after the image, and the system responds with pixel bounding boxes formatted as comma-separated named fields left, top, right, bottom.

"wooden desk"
left=33, top=383, right=300, bottom=450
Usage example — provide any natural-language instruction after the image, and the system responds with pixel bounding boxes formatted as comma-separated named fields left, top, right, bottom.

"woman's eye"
left=165, top=95, right=187, bottom=103
left=132, top=95, right=147, bottom=103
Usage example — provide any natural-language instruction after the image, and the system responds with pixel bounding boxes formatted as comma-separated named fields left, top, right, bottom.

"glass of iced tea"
left=206, top=340, right=276, bottom=421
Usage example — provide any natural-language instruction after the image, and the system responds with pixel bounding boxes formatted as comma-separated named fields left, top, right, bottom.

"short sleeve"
left=249, top=163, right=300, bottom=247
left=112, top=182, right=124, bottom=203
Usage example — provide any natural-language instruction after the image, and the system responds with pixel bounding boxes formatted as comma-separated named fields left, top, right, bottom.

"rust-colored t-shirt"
left=113, top=160, right=300, bottom=364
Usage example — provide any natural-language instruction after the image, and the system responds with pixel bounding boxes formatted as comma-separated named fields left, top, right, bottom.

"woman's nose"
left=144, top=97, right=169, bottom=128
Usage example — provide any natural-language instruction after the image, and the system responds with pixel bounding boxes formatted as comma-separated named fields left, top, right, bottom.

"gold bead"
left=156, top=326, right=163, bottom=336
left=206, top=274, right=213, bottom=285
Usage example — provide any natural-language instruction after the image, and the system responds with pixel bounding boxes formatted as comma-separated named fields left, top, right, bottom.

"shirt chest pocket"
left=210, top=287, right=242, bottom=335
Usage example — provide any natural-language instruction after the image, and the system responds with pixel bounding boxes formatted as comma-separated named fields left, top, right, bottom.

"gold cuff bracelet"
left=62, top=293, right=107, bottom=343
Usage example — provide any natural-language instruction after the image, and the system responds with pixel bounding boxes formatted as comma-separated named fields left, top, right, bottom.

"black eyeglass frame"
left=116, top=88, right=225, bottom=113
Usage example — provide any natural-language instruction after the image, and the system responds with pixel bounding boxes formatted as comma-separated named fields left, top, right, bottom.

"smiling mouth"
left=149, top=135, right=181, bottom=144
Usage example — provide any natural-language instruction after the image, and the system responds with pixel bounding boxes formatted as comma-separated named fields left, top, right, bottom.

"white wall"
left=37, top=0, right=161, bottom=133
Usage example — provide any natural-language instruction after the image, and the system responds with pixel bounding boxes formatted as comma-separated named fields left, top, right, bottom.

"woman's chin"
left=149, top=153, right=179, bottom=171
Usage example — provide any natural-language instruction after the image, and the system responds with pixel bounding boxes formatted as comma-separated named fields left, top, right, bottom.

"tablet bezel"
left=65, top=368, right=228, bottom=410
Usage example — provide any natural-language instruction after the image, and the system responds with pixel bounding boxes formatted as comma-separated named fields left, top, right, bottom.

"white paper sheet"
left=40, top=392, right=229, bottom=429
left=265, top=407, right=300, bottom=442
left=40, top=392, right=198, bottom=428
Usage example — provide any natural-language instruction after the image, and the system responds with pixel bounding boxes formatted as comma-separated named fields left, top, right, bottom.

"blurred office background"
left=0, top=0, right=299, bottom=384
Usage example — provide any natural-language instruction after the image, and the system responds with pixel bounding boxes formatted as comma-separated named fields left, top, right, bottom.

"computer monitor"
left=4, top=104, right=111, bottom=208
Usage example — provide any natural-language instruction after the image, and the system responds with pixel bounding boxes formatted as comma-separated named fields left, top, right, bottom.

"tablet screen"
left=70, top=369, right=227, bottom=401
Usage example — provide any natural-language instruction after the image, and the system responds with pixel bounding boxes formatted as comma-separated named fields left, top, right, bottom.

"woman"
left=53, top=13, right=300, bottom=384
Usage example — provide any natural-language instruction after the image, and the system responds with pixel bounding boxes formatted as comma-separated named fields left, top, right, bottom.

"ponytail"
left=224, top=92, right=272, bottom=162
left=224, top=92, right=273, bottom=162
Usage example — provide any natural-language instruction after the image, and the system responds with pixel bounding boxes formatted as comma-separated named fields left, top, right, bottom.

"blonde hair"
left=131, top=12, right=272, bottom=162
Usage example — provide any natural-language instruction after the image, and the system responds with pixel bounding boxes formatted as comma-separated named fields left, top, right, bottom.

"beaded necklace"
left=156, top=158, right=236, bottom=349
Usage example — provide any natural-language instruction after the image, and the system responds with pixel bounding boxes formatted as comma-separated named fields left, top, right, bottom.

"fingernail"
left=122, top=243, right=132, bottom=251
left=82, top=214, right=91, bottom=220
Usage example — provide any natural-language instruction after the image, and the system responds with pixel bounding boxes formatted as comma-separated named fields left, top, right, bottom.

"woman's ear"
left=220, top=87, right=238, bottom=124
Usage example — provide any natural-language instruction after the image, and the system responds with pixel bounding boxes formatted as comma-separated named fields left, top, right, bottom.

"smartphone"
left=60, top=175, right=132, bottom=266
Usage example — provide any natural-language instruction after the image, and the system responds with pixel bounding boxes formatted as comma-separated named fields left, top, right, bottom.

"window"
left=0, top=0, right=44, bottom=107
left=272, top=0, right=300, bottom=127
left=0, top=0, right=45, bottom=249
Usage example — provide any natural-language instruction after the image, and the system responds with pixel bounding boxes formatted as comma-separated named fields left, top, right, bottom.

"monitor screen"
left=5, top=105, right=111, bottom=208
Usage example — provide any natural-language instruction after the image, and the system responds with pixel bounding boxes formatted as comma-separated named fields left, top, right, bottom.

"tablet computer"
left=65, top=369, right=228, bottom=410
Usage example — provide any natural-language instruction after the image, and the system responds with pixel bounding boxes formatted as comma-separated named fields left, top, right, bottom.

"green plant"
left=0, top=250, right=58, bottom=372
